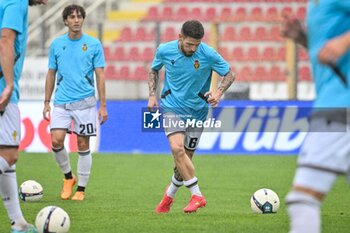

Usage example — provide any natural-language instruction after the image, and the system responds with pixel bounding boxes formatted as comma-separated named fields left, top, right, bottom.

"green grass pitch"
left=1, top=153, right=350, bottom=233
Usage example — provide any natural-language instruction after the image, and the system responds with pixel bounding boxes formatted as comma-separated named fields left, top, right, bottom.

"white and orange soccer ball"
left=250, top=188, right=280, bottom=214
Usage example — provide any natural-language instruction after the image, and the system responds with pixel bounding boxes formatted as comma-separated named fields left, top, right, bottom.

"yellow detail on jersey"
left=12, top=131, right=17, bottom=142
left=82, top=44, right=88, bottom=51
left=194, top=60, right=200, bottom=69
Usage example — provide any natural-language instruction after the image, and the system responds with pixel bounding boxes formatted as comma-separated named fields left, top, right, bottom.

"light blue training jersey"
left=152, top=40, right=230, bottom=121
left=48, top=33, right=105, bottom=104
left=0, top=0, right=28, bottom=104
left=307, top=0, right=350, bottom=108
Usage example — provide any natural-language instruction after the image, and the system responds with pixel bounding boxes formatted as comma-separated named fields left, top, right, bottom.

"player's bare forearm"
left=95, top=68, right=108, bottom=124
left=148, top=69, right=159, bottom=97
left=218, top=71, right=235, bottom=95
left=44, top=69, right=56, bottom=103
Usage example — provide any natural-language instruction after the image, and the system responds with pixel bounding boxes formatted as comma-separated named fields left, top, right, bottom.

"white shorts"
left=163, top=112, right=204, bottom=151
left=0, top=103, right=21, bottom=146
left=50, top=105, right=97, bottom=136
left=298, top=117, right=350, bottom=173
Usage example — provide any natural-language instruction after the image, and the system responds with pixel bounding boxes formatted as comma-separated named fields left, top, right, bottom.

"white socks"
left=52, top=147, right=71, bottom=174
left=0, top=164, right=27, bottom=231
left=286, top=191, right=321, bottom=233
left=183, top=177, right=202, bottom=196
left=77, top=150, right=92, bottom=187
left=166, top=175, right=183, bottom=198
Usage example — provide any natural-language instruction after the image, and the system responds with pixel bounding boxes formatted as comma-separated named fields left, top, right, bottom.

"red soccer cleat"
left=155, top=187, right=174, bottom=214
left=183, top=195, right=206, bottom=213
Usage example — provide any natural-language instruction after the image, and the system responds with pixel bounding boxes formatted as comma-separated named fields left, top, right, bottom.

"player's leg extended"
left=51, top=106, right=76, bottom=200
left=71, top=106, right=96, bottom=201
left=72, top=135, right=91, bottom=201
left=286, top=118, right=350, bottom=233
left=0, top=104, right=37, bottom=232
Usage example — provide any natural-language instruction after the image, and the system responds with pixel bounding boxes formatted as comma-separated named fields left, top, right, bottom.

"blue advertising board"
left=99, top=100, right=313, bottom=155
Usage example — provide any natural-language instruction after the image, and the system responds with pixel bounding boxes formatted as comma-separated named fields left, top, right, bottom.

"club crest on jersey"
left=12, top=131, right=17, bottom=142
left=82, top=44, right=88, bottom=51
left=194, top=60, right=200, bottom=69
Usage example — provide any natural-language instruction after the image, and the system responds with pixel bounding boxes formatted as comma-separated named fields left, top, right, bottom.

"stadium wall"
left=19, top=100, right=312, bottom=155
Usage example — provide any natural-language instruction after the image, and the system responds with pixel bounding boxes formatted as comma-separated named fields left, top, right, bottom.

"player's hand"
left=43, top=103, right=51, bottom=121
left=147, top=95, right=159, bottom=112
left=318, top=35, right=349, bottom=65
left=280, top=13, right=304, bottom=41
left=0, top=85, right=13, bottom=112
left=98, top=106, right=108, bottom=125
left=205, top=90, right=222, bottom=109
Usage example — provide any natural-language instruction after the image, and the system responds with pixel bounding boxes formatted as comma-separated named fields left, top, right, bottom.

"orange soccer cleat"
left=72, top=191, right=85, bottom=201
left=155, top=187, right=174, bottom=214
left=183, top=195, right=206, bottom=213
left=60, top=176, right=76, bottom=200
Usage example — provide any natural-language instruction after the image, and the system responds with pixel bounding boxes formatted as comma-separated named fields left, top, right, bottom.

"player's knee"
left=293, top=167, right=337, bottom=195
left=170, top=142, right=185, bottom=155
left=0, top=148, right=19, bottom=166
left=51, top=139, right=64, bottom=149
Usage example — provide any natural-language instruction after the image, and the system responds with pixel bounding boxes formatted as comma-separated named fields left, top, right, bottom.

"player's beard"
left=179, top=41, right=194, bottom=57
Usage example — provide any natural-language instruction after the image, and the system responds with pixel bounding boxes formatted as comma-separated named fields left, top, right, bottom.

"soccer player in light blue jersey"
left=281, top=1, right=350, bottom=232
left=0, top=1, right=48, bottom=232
left=43, top=4, right=107, bottom=202
left=148, top=20, right=235, bottom=213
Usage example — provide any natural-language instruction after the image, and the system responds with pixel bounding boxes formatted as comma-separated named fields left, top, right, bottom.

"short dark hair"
left=62, top=4, right=86, bottom=22
left=181, top=20, right=205, bottom=40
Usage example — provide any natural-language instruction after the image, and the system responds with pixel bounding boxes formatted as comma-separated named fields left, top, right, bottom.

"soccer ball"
left=250, top=188, right=280, bottom=214
left=19, top=180, right=43, bottom=202
left=35, top=206, right=70, bottom=233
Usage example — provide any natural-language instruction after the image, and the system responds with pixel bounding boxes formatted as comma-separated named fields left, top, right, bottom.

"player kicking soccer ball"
left=147, top=20, right=235, bottom=213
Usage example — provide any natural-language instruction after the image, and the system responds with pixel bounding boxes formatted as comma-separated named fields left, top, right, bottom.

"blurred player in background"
left=148, top=20, right=235, bottom=213
left=43, top=4, right=107, bottom=201
left=281, top=1, right=350, bottom=232
left=0, top=0, right=48, bottom=232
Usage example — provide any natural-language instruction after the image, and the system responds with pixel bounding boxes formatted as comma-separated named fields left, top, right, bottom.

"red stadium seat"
left=119, top=27, right=133, bottom=42
left=298, top=48, right=309, bottom=61
left=296, top=7, right=306, bottom=20
left=190, top=7, right=202, bottom=20
left=221, top=26, right=236, bottom=41
left=113, top=47, right=126, bottom=61
left=232, top=47, right=244, bottom=61
left=103, top=46, right=112, bottom=60
left=238, top=26, right=252, bottom=41
left=265, top=7, right=279, bottom=22
left=281, top=6, right=293, bottom=16
left=141, top=47, right=154, bottom=61
left=233, top=7, right=247, bottom=21
left=298, top=66, right=312, bottom=81
left=276, top=46, right=286, bottom=61
left=118, top=65, right=130, bottom=80
left=134, top=27, right=146, bottom=41
left=128, top=47, right=140, bottom=61
left=246, top=47, right=259, bottom=61
left=205, top=7, right=216, bottom=21
left=268, top=66, right=286, bottom=81
left=219, top=46, right=232, bottom=61
left=269, top=26, right=283, bottom=41
left=144, top=6, right=159, bottom=21
left=255, top=66, right=267, bottom=81
left=261, top=47, right=275, bottom=61
left=250, top=7, right=263, bottom=21
left=105, top=65, right=118, bottom=80
left=238, top=66, right=254, bottom=82
left=220, top=7, right=233, bottom=21
left=131, top=66, right=149, bottom=81
left=254, top=26, right=267, bottom=41
left=161, top=27, right=177, bottom=42
left=176, top=7, right=189, bottom=20
left=160, top=6, right=174, bottom=20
